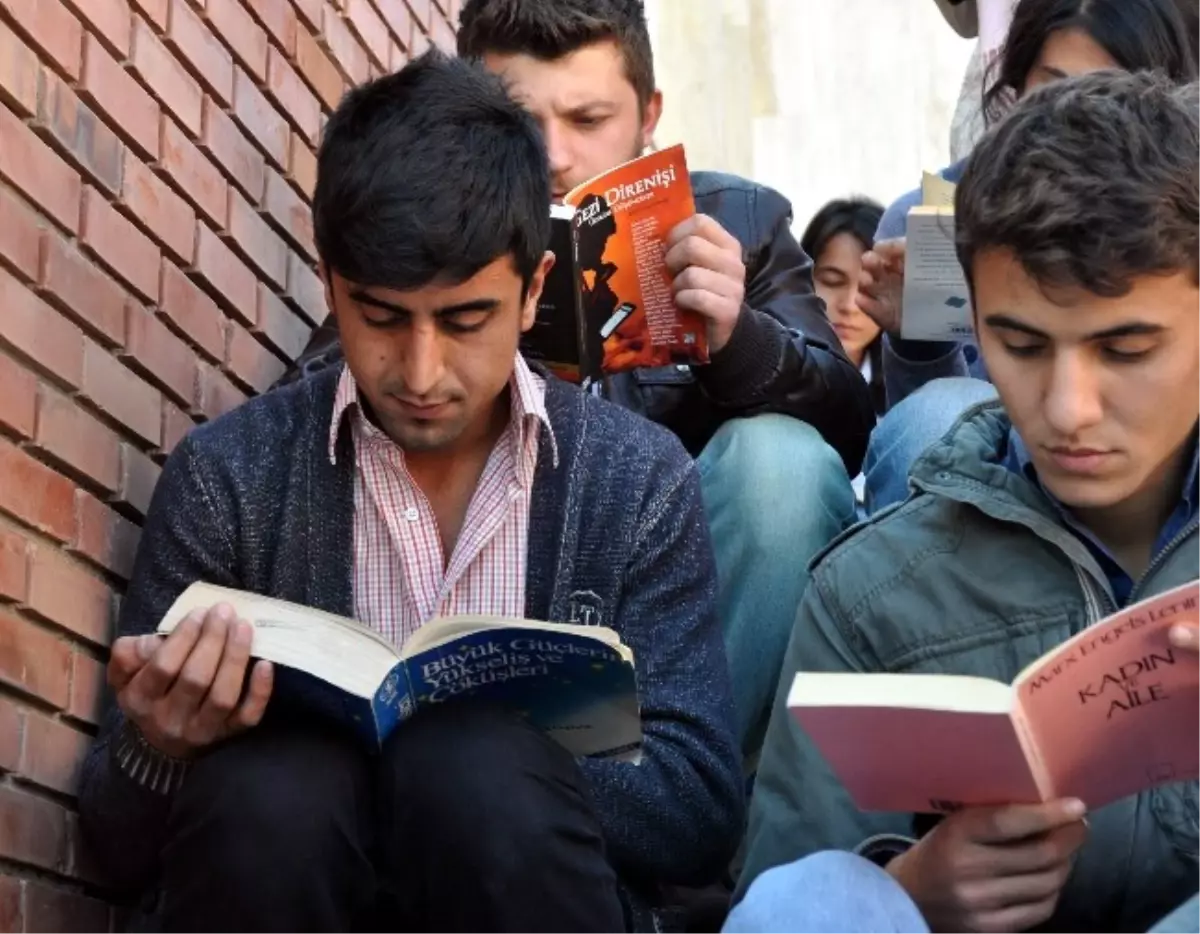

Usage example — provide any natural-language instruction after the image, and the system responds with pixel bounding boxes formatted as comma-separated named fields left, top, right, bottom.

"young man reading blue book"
left=77, top=53, right=742, bottom=932
left=738, top=71, right=1199, bottom=933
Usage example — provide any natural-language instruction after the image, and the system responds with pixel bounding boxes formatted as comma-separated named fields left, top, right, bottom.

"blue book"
left=158, top=582, right=642, bottom=761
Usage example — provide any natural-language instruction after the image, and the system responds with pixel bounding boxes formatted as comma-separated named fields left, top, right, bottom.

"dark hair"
left=457, top=0, right=655, bottom=108
left=983, top=0, right=1198, bottom=124
left=312, top=51, right=550, bottom=294
left=957, top=71, right=1199, bottom=299
left=799, top=197, right=885, bottom=262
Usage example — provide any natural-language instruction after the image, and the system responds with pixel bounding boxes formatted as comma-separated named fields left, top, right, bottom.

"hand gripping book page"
left=563, top=144, right=709, bottom=377
left=159, top=583, right=643, bottom=762
left=900, top=173, right=974, bottom=343
left=787, top=581, right=1198, bottom=813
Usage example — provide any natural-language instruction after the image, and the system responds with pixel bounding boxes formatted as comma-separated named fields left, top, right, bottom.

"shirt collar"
left=328, top=355, right=558, bottom=471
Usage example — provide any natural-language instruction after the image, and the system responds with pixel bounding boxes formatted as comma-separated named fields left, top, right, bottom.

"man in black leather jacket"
left=275, top=0, right=875, bottom=766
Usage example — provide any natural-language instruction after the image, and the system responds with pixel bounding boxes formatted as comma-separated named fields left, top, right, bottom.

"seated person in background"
left=738, top=70, right=1199, bottom=933
left=859, top=0, right=1198, bottom=513
left=275, top=0, right=875, bottom=767
left=800, top=198, right=887, bottom=506
left=76, top=53, right=743, bottom=933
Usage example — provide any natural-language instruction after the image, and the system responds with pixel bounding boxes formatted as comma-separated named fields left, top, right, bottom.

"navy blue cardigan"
left=78, top=367, right=743, bottom=895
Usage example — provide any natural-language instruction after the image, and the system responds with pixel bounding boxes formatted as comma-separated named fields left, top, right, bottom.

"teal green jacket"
left=739, top=403, right=1198, bottom=932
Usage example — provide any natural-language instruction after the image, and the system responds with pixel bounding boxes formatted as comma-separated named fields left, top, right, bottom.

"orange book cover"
left=563, top=144, right=709, bottom=375
left=788, top=581, right=1199, bottom=814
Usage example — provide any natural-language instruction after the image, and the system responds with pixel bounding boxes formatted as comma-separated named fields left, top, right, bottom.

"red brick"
left=344, top=0, right=389, bottom=67
left=81, top=188, right=161, bottom=302
left=124, top=300, right=199, bottom=404
left=196, top=361, right=247, bottom=419
left=226, top=323, right=285, bottom=393
left=232, top=67, right=289, bottom=168
left=246, top=0, right=298, bottom=54
left=0, top=0, right=83, bottom=80
left=287, top=133, right=317, bottom=199
left=23, top=879, right=111, bottom=934
left=160, top=259, right=226, bottom=360
left=82, top=341, right=163, bottom=446
left=0, top=353, right=36, bottom=440
left=0, top=440, right=76, bottom=543
left=0, top=105, right=81, bottom=234
left=0, top=184, right=42, bottom=281
left=257, top=283, right=311, bottom=361
left=0, top=19, right=39, bottom=117
left=195, top=223, right=259, bottom=321
left=20, top=711, right=90, bottom=795
left=161, top=399, right=194, bottom=453
left=294, top=26, right=342, bottom=111
left=264, top=169, right=315, bottom=259
left=267, top=46, right=320, bottom=145
left=118, top=442, right=161, bottom=514
left=0, top=783, right=70, bottom=872
left=227, top=188, right=288, bottom=287
left=430, top=10, right=454, bottom=53
left=409, top=21, right=430, bottom=57
left=389, top=40, right=407, bottom=72
left=201, top=96, right=265, bottom=200
left=0, top=267, right=85, bottom=389
left=0, top=877, right=17, bottom=932
left=321, top=4, right=370, bottom=85
left=62, top=0, right=133, bottom=57
left=79, top=33, right=160, bottom=160
left=132, top=0, right=169, bottom=30
left=0, top=527, right=29, bottom=603
left=285, top=250, right=328, bottom=325
left=0, top=609, right=72, bottom=707
left=159, top=114, right=227, bottom=226
left=376, top=0, right=413, bottom=47
left=131, top=14, right=203, bottom=134
left=39, top=232, right=127, bottom=348
left=291, top=0, right=321, bottom=31
left=122, top=149, right=197, bottom=263
left=0, top=695, right=24, bottom=769
left=34, top=388, right=122, bottom=493
left=27, top=544, right=113, bottom=646
left=204, top=0, right=268, bottom=80
left=166, top=0, right=234, bottom=105
left=68, top=648, right=107, bottom=724
left=34, top=68, right=123, bottom=197
left=73, top=490, right=139, bottom=580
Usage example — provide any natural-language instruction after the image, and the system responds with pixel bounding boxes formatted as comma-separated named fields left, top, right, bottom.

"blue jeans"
left=724, top=851, right=928, bottom=933
left=728, top=853, right=1199, bottom=933
left=864, top=377, right=997, bottom=513
left=697, top=415, right=855, bottom=763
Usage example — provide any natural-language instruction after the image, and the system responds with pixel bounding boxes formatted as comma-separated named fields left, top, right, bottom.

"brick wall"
left=0, top=0, right=458, bottom=929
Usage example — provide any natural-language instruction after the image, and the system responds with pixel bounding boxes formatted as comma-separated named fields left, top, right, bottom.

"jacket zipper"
left=1127, top=516, right=1200, bottom=605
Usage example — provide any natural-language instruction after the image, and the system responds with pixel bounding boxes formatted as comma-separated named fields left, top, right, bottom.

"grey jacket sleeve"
left=77, top=435, right=242, bottom=894
left=735, top=575, right=911, bottom=902
left=581, top=458, right=744, bottom=887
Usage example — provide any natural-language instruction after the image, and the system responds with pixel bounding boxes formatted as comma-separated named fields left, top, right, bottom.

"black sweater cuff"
left=696, top=306, right=787, bottom=403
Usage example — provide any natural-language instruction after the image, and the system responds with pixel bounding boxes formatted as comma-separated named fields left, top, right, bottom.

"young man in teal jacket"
left=738, top=70, right=1198, bottom=933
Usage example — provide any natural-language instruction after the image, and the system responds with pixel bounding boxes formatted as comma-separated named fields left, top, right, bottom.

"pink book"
left=789, top=581, right=1199, bottom=813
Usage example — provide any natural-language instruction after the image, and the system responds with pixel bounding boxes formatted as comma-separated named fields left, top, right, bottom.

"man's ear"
left=641, top=89, right=663, bottom=151
left=520, top=251, right=556, bottom=333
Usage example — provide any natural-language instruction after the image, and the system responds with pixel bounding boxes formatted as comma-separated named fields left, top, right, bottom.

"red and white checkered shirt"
left=329, top=356, right=556, bottom=646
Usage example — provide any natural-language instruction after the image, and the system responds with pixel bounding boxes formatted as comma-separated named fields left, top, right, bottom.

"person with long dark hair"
left=800, top=198, right=887, bottom=416
left=858, top=0, right=1198, bottom=513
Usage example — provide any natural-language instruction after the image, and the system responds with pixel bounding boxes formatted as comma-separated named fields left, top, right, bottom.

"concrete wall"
left=646, top=0, right=975, bottom=229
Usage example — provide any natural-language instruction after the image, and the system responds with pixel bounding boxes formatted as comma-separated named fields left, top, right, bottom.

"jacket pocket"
left=1151, top=782, right=1199, bottom=860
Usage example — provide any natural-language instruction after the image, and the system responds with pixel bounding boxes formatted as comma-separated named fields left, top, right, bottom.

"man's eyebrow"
left=983, top=314, right=1050, bottom=338
left=346, top=293, right=500, bottom=316
left=1084, top=322, right=1166, bottom=341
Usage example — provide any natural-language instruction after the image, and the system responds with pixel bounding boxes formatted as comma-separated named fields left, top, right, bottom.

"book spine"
left=371, top=663, right=416, bottom=747
left=1011, top=704, right=1056, bottom=801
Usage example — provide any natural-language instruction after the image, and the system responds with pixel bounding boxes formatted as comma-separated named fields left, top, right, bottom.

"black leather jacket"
left=274, top=172, right=875, bottom=474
